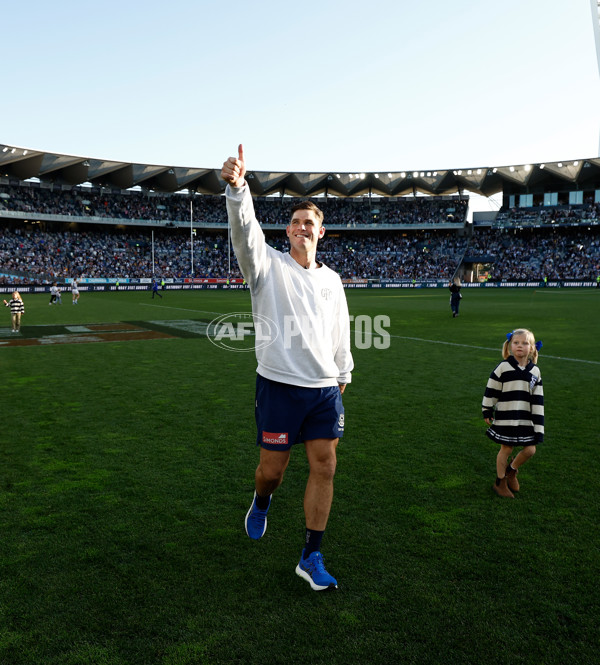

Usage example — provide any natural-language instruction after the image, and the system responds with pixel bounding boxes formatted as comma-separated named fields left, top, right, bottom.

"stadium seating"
left=1, top=181, right=599, bottom=283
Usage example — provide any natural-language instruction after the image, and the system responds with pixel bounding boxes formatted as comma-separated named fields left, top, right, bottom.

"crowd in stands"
left=0, top=183, right=224, bottom=225
left=0, top=226, right=232, bottom=282
left=469, top=228, right=600, bottom=281
left=1, top=222, right=599, bottom=284
left=317, top=233, right=467, bottom=280
left=0, top=225, right=468, bottom=282
left=494, top=200, right=600, bottom=227
left=252, top=196, right=467, bottom=227
left=0, top=182, right=466, bottom=227
left=1, top=181, right=599, bottom=283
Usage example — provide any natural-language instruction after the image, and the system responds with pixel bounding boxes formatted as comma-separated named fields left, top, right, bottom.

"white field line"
left=381, top=333, right=600, bottom=366
left=140, top=304, right=234, bottom=316
left=140, top=305, right=600, bottom=366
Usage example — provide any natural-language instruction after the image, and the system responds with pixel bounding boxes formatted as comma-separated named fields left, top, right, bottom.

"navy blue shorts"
left=255, top=374, right=345, bottom=450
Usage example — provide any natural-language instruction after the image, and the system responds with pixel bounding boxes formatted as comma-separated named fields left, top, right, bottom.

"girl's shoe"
left=493, top=476, right=514, bottom=498
left=505, top=463, right=520, bottom=492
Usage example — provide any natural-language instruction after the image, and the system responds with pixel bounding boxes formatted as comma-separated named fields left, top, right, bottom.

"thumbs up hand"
left=221, top=144, right=246, bottom=188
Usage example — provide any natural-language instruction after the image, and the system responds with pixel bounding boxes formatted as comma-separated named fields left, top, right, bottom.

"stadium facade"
left=3, top=142, right=600, bottom=200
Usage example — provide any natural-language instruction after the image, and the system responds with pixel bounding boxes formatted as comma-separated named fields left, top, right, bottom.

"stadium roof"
left=2, top=143, right=600, bottom=198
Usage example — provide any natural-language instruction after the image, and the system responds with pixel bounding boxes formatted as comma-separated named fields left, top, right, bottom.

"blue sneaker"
left=295, top=550, right=338, bottom=591
left=244, top=491, right=271, bottom=540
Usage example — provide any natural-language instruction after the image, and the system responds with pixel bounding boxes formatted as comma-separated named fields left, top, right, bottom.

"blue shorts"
left=255, top=374, right=345, bottom=450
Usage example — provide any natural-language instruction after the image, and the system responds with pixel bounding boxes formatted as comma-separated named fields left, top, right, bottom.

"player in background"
left=222, top=145, right=353, bottom=591
left=49, top=282, right=61, bottom=305
left=71, top=279, right=80, bottom=305
left=151, top=279, right=162, bottom=299
left=449, top=276, right=462, bottom=317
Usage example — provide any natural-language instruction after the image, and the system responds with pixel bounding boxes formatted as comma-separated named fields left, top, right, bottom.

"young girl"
left=482, top=328, right=544, bottom=498
left=3, top=291, right=25, bottom=333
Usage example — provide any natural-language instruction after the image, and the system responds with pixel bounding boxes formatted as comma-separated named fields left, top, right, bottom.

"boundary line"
left=141, top=307, right=600, bottom=365
left=385, top=334, right=600, bottom=365
left=140, top=304, right=231, bottom=316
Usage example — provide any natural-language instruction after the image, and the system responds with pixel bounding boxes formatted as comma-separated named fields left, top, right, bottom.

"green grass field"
left=1, top=287, right=599, bottom=665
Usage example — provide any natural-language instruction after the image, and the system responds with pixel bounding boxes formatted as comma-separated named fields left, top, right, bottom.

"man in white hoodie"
left=222, top=145, right=353, bottom=591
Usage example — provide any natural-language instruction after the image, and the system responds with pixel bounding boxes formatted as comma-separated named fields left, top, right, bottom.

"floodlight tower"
left=591, top=0, right=600, bottom=155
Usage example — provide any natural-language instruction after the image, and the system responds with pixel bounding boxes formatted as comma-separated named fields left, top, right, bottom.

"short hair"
left=502, top=328, right=539, bottom=364
left=290, top=200, right=324, bottom=226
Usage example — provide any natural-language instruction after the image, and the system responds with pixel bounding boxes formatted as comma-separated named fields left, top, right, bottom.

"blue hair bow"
left=506, top=331, right=543, bottom=352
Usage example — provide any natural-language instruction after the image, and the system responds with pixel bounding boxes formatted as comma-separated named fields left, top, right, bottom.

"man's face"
left=286, top=209, right=325, bottom=253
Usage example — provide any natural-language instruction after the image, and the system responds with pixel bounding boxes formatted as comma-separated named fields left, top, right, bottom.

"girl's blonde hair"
left=12, top=291, right=22, bottom=300
left=502, top=328, right=539, bottom=363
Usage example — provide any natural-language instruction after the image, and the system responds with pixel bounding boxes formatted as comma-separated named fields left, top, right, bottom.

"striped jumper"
left=5, top=298, right=25, bottom=316
left=482, top=355, right=544, bottom=446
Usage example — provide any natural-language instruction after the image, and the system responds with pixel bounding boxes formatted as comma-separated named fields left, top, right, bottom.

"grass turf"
left=1, top=287, right=599, bottom=664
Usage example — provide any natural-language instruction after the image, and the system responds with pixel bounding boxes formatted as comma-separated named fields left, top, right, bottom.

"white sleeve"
left=225, top=184, right=269, bottom=291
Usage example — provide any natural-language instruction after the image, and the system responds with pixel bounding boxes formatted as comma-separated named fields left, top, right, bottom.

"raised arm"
left=223, top=145, right=269, bottom=290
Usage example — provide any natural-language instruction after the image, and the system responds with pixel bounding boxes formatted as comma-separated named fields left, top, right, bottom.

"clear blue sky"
left=2, top=0, right=600, bottom=176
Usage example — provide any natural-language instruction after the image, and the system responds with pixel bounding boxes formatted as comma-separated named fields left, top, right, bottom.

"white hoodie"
left=226, top=184, right=353, bottom=388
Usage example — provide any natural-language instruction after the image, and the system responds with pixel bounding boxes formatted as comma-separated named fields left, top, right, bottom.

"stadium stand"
left=1, top=180, right=599, bottom=284
left=0, top=182, right=466, bottom=227
left=493, top=202, right=600, bottom=228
